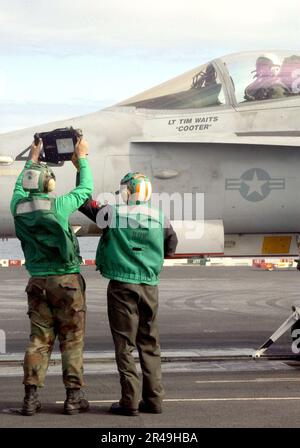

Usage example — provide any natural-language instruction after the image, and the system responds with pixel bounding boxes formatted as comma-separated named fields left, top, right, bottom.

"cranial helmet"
left=22, top=163, right=56, bottom=193
left=254, top=56, right=277, bottom=77
left=116, top=172, right=152, bottom=203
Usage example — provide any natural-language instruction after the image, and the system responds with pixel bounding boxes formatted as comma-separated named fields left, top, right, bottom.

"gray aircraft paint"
left=1, top=50, right=300, bottom=255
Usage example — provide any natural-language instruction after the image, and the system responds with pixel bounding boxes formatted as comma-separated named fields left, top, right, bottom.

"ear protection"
left=43, top=169, right=56, bottom=192
left=23, top=163, right=56, bottom=193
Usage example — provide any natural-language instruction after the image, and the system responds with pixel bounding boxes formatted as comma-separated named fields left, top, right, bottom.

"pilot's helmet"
left=205, top=64, right=216, bottom=79
left=255, top=56, right=275, bottom=76
left=23, top=163, right=56, bottom=193
left=280, top=55, right=300, bottom=86
left=116, top=172, right=152, bottom=203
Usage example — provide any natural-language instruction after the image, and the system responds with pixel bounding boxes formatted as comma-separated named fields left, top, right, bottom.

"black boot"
left=139, top=400, right=162, bottom=414
left=21, top=385, right=42, bottom=416
left=63, top=388, right=89, bottom=415
left=110, top=402, right=139, bottom=416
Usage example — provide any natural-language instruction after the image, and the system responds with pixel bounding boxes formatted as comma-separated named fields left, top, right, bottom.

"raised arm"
left=55, top=138, right=94, bottom=218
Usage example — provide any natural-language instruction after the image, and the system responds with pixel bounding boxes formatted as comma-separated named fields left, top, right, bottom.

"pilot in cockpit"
left=191, top=63, right=217, bottom=89
left=244, top=56, right=289, bottom=101
left=278, top=55, right=300, bottom=94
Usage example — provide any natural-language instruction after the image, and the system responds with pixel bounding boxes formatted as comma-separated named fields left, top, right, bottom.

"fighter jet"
left=1, top=50, right=300, bottom=257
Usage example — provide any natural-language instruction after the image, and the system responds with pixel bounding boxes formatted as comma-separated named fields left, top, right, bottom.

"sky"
left=0, top=0, right=299, bottom=132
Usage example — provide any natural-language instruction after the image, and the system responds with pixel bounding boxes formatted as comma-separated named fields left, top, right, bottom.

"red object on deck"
left=9, top=260, right=22, bottom=267
left=84, top=259, right=96, bottom=266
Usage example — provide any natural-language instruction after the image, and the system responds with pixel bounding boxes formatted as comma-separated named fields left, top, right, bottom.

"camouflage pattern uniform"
left=10, top=157, right=93, bottom=393
left=24, top=274, right=86, bottom=388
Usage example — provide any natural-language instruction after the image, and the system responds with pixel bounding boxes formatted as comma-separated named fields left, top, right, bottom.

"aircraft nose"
left=0, top=161, right=19, bottom=237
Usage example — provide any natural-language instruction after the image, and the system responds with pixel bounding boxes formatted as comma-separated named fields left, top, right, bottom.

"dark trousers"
left=107, top=280, right=164, bottom=409
left=23, top=274, right=86, bottom=388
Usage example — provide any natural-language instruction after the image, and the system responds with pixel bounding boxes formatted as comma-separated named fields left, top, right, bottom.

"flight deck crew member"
left=78, top=172, right=178, bottom=416
left=10, top=137, right=93, bottom=416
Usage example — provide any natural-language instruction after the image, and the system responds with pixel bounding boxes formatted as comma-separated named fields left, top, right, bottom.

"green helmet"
left=22, top=163, right=56, bottom=193
left=117, top=172, right=152, bottom=203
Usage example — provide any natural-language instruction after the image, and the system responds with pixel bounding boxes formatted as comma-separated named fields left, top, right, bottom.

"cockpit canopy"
left=225, top=51, right=300, bottom=104
left=119, top=61, right=227, bottom=110
left=119, top=51, right=300, bottom=110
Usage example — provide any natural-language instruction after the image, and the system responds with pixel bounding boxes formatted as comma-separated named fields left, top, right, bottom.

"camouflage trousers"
left=23, top=274, right=86, bottom=389
left=107, top=280, right=164, bottom=410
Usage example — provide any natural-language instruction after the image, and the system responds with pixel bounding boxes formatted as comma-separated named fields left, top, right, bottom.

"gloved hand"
left=75, top=137, right=89, bottom=159
left=29, top=138, right=43, bottom=163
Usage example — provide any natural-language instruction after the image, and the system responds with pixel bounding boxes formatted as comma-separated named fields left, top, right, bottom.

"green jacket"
left=95, top=203, right=165, bottom=285
left=10, top=158, right=93, bottom=276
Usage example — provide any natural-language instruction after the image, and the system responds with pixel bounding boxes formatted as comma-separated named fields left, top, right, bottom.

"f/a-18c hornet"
left=1, top=50, right=300, bottom=258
